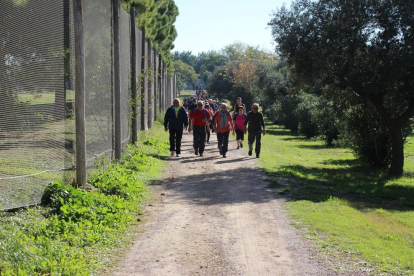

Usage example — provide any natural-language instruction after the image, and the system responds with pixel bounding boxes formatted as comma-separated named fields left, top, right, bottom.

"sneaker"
left=240, top=143, right=243, bottom=148
left=237, top=146, right=240, bottom=149
left=248, top=150, right=252, bottom=156
left=256, top=154, right=260, bottom=158
left=176, top=154, right=180, bottom=157
left=171, top=151, right=174, bottom=156
left=195, top=149, right=198, bottom=155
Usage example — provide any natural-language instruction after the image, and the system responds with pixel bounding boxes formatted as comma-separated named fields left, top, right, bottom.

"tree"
left=122, top=0, right=179, bottom=61
left=173, top=51, right=196, bottom=68
left=199, top=52, right=227, bottom=83
left=173, top=60, right=198, bottom=93
left=269, top=0, right=414, bottom=176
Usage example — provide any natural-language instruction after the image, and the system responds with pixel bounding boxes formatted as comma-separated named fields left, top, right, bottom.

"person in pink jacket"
left=233, top=106, right=247, bottom=149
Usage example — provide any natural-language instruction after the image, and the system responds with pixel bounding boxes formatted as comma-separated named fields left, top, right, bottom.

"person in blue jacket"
left=164, top=98, right=189, bottom=157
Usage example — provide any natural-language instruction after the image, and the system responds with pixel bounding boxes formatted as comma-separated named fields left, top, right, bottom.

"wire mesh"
left=0, top=0, right=172, bottom=211
left=120, top=7, right=131, bottom=148
left=83, top=0, right=114, bottom=169
left=0, top=0, right=70, bottom=210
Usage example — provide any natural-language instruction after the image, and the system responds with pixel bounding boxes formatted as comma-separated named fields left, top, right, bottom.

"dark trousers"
left=206, top=125, right=211, bottom=142
left=248, top=130, right=262, bottom=155
left=217, top=131, right=230, bottom=155
left=193, top=126, right=206, bottom=154
left=235, top=130, right=244, bottom=141
left=169, top=129, right=183, bottom=154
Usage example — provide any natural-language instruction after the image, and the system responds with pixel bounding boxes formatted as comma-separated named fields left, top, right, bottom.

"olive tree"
left=269, top=0, right=414, bottom=176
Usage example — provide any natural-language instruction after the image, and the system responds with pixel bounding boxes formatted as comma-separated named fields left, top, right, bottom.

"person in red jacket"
left=189, top=101, right=210, bottom=156
left=213, top=103, right=235, bottom=158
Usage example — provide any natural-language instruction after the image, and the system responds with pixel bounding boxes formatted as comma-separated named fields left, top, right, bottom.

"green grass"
left=258, top=121, right=414, bottom=275
left=0, top=122, right=169, bottom=275
left=18, top=91, right=74, bottom=105
left=178, top=90, right=194, bottom=103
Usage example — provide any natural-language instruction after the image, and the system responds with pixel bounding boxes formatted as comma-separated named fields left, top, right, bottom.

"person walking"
left=205, top=103, right=214, bottom=143
left=164, top=98, right=188, bottom=157
left=244, top=103, right=266, bottom=158
left=189, top=101, right=210, bottom=156
left=188, top=97, right=198, bottom=112
left=233, top=97, right=246, bottom=115
left=213, top=103, right=235, bottom=158
left=233, top=106, right=247, bottom=149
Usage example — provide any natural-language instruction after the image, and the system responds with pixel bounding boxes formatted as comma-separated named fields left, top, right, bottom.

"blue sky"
left=173, top=0, right=293, bottom=54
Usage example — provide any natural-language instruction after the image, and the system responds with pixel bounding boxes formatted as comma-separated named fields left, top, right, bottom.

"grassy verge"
left=0, top=122, right=169, bottom=275
left=178, top=90, right=194, bottom=103
left=258, top=120, right=414, bottom=275
left=18, top=91, right=74, bottom=105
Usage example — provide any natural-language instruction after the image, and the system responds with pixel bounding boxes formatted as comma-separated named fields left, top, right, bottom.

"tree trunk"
left=389, top=123, right=404, bottom=176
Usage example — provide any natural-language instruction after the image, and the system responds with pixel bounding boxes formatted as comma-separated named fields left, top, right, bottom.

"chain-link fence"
left=0, top=0, right=176, bottom=211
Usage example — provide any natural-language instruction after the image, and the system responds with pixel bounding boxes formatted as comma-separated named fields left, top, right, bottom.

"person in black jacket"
left=244, top=103, right=266, bottom=158
left=164, top=98, right=189, bottom=157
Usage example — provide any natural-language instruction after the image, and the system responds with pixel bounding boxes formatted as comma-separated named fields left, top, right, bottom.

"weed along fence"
left=0, top=0, right=177, bottom=211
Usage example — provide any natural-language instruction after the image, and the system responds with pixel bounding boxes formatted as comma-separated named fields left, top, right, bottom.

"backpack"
left=191, top=108, right=207, bottom=118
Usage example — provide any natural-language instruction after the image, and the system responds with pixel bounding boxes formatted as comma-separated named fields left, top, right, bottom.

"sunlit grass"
left=18, top=91, right=74, bottom=105
left=259, top=121, right=414, bottom=275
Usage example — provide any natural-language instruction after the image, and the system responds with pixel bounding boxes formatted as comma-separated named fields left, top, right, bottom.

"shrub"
left=340, top=103, right=412, bottom=168
left=1, top=128, right=169, bottom=275
left=296, top=93, right=318, bottom=138
left=310, top=98, right=340, bottom=146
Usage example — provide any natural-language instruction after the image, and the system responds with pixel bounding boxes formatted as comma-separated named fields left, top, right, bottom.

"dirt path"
left=111, top=131, right=334, bottom=275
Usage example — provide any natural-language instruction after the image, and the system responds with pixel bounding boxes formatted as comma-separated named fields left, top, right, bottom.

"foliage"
left=295, top=93, right=318, bottom=138
left=173, top=60, right=198, bottom=92
left=340, top=103, right=392, bottom=167
left=173, top=43, right=276, bottom=108
left=309, top=98, right=340, bottom=146
left=198, top=52, right=227, bottom=83
left=202, top=43, right=276, bottom=108
left=173, top=51, right=222, bottom=75
left=0, top=124, right=169, bottom=275
left=254, top=57, right=411, bottom=165
left=122, top=0, right=179, bottom=62
left=206, top=66, right=234, bottom=100
left=269, top=0, right=414, bottom=175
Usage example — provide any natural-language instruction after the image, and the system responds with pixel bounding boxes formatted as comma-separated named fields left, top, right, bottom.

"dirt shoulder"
left=110, top=131, right=343, bottom=275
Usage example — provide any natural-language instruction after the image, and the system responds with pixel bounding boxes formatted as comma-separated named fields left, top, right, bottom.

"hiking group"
left=164, top=95, right=266, bottom=159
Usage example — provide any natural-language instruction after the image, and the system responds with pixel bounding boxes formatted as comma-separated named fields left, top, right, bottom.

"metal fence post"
left=158, top=54, right=162, bottom=113
left=153, top=49, right=158, bottom=121
left=166, top=72, right=170, bottom=107
left=141, top=27, right=148, bottom=130
left=130, top=7, right=138, bottom=144
left=173, top=73, right=177, bottom=98
left=113, top=0, right=121, bottom=159
left=73, top=0, right=87, bottom=187
left=148, top=40, right=153, bottom=129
